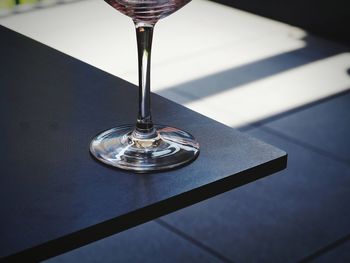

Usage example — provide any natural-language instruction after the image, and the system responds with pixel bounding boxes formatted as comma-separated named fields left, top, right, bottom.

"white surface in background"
left=1, top=0, right=349, bottom=127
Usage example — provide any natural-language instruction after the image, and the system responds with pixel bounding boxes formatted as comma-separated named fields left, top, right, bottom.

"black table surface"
left=0, top=25, right=287, bottom=261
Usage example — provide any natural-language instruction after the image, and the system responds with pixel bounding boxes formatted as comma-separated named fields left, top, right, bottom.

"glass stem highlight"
left=135, top=22, right=154, bottom=135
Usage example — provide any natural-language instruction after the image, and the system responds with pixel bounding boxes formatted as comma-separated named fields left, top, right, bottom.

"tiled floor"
left=1, top=0, right=350, bottom=262
left=311, top=238, right=350, bottom=263
left=159, top=125, right=350, bottom=262
left=45, top=221, right=224, bottom=263
left=264, top=92, right=350, bottom=164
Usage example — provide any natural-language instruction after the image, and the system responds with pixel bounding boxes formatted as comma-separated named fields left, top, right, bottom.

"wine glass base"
left=90, top=125, right=200, bottom=173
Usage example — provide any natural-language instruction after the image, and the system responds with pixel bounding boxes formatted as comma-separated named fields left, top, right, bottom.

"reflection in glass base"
left=90, top=125, right=200, bottom=173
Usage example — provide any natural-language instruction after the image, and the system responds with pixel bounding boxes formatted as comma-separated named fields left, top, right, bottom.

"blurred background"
left=1, top=0, right=349, bottom=262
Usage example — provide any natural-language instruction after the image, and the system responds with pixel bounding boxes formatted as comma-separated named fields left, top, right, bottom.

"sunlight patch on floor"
left=184, top=53, right=350, bottom=127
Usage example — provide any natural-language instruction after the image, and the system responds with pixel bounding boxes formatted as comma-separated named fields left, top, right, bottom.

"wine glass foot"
left=90, top=124, right=200, bottom=173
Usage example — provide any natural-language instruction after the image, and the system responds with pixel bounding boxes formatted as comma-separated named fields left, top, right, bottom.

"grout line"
left=258, top=125, right=350, bottom=166
left=297, top=233, right=350, bottom=262
left=155, top=219, right=235, bottom=263
left=244, top=89, right=350, bottom=129
left=236, top=89, right=350, bottom=165
left=237, top=124, right=256, bottom=132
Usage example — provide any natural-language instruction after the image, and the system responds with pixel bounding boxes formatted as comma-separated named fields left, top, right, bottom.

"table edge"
left=1, top=153, right=287, bottom=262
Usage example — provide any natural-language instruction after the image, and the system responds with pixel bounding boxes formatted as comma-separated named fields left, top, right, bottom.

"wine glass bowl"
left=90, top=0, right=199, bottom=173
left=105, top=0, right=191, bottom=24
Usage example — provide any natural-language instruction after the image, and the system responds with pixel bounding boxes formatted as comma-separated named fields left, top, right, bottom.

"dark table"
left=0, top=25, right=287, bottom=262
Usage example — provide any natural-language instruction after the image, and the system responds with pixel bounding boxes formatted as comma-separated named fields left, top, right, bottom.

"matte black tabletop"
left=0, top=25, right=287, bottom=261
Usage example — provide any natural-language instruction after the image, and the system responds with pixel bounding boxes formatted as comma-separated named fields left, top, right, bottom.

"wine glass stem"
left=135, top=22, right=154, bottom=135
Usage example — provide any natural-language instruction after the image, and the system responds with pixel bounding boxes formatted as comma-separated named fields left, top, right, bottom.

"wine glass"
left=90, top=0, right=199, bottom=172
